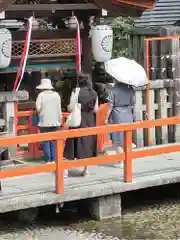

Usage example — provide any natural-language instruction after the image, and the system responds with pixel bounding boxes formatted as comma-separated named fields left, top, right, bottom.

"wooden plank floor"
left=0, top=150, right=180, bottom=213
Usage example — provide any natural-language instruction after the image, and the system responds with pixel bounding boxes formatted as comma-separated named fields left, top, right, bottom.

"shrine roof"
left=93, top=0, right=156, bottom=16
left=0, top=0, right=156, bottom=18
left=136, top=0, right=180, bottom=27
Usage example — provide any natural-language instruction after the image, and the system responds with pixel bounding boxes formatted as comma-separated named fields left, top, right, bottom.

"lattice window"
left=12, top=39, right=76, bottom=58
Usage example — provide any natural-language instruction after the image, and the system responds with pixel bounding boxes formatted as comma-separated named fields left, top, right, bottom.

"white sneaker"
left=116, top=144, right=136, bottom=152
left=120, top=161, right=124, bottom=168
left=64, top=170, right=68, bottom=178
left=46, top=161, right=55, bottom=164
left=114, top=161, right=124, bottom=168
left=132, top=143, right=136, bottom=149
left=116, top=146, right=123, bottom=154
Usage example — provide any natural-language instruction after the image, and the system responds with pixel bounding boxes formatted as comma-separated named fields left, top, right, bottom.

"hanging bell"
left=68, top=16, right=77, bottom=29
left=32, top=17, right=39, bottom=30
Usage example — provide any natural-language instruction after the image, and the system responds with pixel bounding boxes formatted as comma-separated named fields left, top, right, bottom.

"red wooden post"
left=96, top=104, right=111, bottom=152
left=28, top=115, right=35, bottom=158
left=56, top=139, right=64, bottom=194
left=123, top=130, right=132, bottom=182
left=14, top=102, right=19, bottom=155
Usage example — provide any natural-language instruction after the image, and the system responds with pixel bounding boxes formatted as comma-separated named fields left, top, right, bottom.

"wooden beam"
left=11, top=56, right=76, bottom=66
left=12, top=29, right=78, bottom=41
left=0, top=91, right=29, bottom=102
left=130, top=27, right=166, bottom=36
left=82, top=19, right=92, bottom=74
left=8, top=3, right=98, bottom=11
left=92, top=0, right=144, bottom=17
left=113, top=0, right=156, bottom=9
left=6, top=8, right=99, bottom=19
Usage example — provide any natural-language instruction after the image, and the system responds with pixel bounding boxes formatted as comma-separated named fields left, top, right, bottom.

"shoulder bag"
left=65, top=87, right=81, bottom=128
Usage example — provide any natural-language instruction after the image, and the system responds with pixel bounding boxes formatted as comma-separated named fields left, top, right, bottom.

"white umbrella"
left=104, top=57, right=147, bottom=87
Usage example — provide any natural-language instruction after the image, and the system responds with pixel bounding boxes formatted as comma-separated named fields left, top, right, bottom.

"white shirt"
left=36, top=90, right=62, bottom=127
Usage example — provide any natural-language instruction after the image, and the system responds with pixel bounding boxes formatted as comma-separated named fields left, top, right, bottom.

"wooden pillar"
left=1, top=91, right=29, bottom=159
left=168, top=27, right=180, bottom=142
left=82, top=18, right=92, bottom=74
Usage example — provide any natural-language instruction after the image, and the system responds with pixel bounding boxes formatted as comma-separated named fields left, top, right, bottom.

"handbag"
left=66, top=87, right=81, bottom=128
left=32, top=113, right=39, bottom=126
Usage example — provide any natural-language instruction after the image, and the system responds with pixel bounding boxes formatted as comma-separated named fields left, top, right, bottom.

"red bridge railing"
left=0, top=116, right=180, bottom=194
left=14, top=103, right=111, bottom=158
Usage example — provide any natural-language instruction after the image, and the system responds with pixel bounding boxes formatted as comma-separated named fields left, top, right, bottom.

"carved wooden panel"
left=12, top=38, right=76, bottom=58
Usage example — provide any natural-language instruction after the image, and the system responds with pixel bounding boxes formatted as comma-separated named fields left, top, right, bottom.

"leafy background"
left=107, top=17, right=135, bottom=58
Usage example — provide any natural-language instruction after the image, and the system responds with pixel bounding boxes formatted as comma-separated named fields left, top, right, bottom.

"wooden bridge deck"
left=0, top=150, right=180, bottom=213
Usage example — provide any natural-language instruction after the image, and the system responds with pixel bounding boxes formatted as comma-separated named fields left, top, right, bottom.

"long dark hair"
left=77, top=72, right=96, bottom=97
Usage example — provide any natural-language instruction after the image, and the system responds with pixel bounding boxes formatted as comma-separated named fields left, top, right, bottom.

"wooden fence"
left=129, top=26, right=180, bottom=80
left=129, top=27, right=180, bottom=147
left=134, top=79, right=175, bottom=147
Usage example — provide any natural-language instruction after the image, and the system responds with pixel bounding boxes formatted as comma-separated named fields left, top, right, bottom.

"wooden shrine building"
left=0, top=0, right=155, bottom=106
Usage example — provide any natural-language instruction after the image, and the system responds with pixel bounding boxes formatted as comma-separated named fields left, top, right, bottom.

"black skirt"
left=63, top=112, right=97, bottom=160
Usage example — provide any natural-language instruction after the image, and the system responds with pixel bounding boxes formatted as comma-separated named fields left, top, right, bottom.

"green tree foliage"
left=107, top=17, right=135, bottom=58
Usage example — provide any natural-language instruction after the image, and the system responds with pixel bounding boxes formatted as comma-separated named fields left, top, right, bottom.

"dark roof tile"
left=135, top=0, right=180, bottom=26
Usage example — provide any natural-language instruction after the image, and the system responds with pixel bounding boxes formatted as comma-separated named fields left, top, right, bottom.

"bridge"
left=0, top=116, right=180, bottom=220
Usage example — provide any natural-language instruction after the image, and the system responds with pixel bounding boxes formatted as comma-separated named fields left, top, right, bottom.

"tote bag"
left=66, top=87, right=81, bottom=128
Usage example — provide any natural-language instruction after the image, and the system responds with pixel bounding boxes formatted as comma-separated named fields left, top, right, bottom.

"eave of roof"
left=113, top=0, right=156, bottom=9
left=92, top=0, right=156, bottom=17
left=1, top=0, right=156, bottom=19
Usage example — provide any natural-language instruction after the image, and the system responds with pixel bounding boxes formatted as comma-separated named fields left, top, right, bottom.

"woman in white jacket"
left=36, top=78, right=68, bottom=177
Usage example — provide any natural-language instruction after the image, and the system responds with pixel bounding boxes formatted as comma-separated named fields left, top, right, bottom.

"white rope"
left=16, top=16, right=33, bottom=91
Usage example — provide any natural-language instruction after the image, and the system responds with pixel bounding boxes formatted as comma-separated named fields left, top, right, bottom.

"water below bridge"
left=0, top=183, right=179, bottom=240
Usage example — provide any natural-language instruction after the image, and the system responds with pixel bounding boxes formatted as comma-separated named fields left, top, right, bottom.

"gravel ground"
left=1, top=199, right=180, bottom=240
left=0, top=227, right=120, bottom=240
left=74, top=199, right=180, bottom=239
left=0, top=184, right=180, bottom=240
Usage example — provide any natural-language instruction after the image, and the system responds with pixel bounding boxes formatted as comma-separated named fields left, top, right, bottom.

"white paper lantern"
left=91, top=25, right=113, bottom=62
left=0, top=28, right=12, bottom=69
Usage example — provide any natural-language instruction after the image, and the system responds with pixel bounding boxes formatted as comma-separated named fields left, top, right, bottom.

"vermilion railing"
left=0, top=116, right=180, bottom=194
left=14, top=103, right=110, bottom=158
left=14, top=105, right=69, bottom=158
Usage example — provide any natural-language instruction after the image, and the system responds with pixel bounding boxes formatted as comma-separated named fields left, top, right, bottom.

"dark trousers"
left=39, top=127, right=59, bottom=162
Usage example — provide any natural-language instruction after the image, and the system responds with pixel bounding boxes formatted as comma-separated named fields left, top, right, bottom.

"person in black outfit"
left=64, top=72, right=99, bottom=176
left=92, top=62, right=110, bottom=104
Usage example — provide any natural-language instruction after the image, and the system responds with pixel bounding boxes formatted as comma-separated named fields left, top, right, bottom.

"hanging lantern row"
left=0, top=17, right=114, bottom=71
